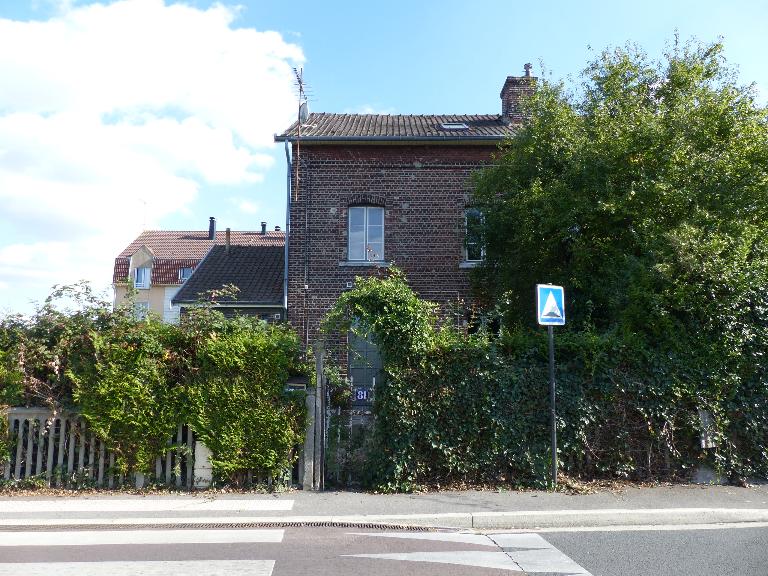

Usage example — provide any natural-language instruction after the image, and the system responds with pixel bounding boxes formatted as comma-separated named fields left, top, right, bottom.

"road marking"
left=0, top=528, right=284, bottom=546
left=491, top=533, right=592, bottom=575
left=0, top=516, right=295, bottom=527
left=0, top=498, right=293, bottom=513
left=345, top=551, right=524, bottom=572
left=0, top=560, right=275, bottom=576
left=347, top=531, right=497, bottom=546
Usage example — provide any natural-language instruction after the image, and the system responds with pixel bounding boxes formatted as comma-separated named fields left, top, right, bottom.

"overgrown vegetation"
left=0, top=283, right=308, bottom=484
left=186, top=313, right=306, bottom=483
left=323, top=268, right=767, bottom=492
left=320, top=39, right=768, bottom=491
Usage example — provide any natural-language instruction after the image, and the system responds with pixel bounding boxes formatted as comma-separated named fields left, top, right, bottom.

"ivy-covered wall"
left=323, top=270, right=768, bottom=492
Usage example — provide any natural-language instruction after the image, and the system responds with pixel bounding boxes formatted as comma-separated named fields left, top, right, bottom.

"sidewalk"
left=1, top=483, right=767, bottom=530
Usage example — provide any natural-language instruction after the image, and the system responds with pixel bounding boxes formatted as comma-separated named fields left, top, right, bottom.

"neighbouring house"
left=112, top=218, right=285, bottom=322
left=171, top=238, right=285, bottom=321
left=274, top=66, right=535, bottom=402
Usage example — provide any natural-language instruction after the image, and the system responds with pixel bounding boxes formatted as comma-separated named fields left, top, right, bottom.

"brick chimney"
left=500, top=63, right=536, bottom=122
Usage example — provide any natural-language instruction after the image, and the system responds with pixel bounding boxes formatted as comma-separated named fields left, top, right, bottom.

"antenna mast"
left=293, top=67, right=311, bottom=349
left=293, top=67, right=308, bottom=203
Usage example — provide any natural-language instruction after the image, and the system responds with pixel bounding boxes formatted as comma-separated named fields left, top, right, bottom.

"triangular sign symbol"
left=542, top=291, right=562, bottom=318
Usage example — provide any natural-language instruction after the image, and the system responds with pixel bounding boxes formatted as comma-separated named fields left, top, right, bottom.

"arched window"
left=348, top=206, right=384, bottom=261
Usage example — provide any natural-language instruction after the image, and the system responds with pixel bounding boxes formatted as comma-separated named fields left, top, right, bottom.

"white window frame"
left=463, top=208, right=485, bottom=262
left=134, top=267, right=151, bottom=289
left=348, top=206, right=385, bottom=262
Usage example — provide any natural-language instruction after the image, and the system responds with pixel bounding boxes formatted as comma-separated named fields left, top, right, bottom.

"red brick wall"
left=287, top=143, right=498, bottom=347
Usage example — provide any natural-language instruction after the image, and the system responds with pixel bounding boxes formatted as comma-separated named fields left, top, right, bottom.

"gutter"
left=274, top=135, right=510, bottom=143
left=170, top=301, right=282, bottom=307
left=283, top=140, right=291, bottom=314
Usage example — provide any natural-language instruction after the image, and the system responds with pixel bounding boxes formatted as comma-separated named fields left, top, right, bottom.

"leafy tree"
left=475, top=39, right=768, bottom=333
left=472, top=38, right=768, bottom=481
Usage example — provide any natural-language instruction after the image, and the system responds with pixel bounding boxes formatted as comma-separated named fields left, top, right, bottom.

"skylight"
left=440, top=122, right=469, bottom=130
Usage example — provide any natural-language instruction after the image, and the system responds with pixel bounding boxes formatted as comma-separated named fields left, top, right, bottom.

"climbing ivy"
left=323, top=269, right=768, bottom=491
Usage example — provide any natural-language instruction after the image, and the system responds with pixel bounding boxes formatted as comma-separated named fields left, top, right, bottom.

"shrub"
left=185, top=316, right=307, bottom=484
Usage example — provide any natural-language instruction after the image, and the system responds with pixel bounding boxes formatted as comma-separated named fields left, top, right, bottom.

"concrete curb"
left=2, top=508, right=768, bottom=530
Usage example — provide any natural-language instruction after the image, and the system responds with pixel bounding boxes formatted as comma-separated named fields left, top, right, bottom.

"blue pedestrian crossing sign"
left=537, top=284, right=565, bottom=326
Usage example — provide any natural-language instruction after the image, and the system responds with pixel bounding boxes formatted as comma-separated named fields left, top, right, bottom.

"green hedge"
left=324, top=270, right=768, bottom=491
left=0, top=283, right=308, bottom=484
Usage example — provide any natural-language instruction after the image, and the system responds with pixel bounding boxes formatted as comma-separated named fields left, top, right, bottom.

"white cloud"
left=0, top=0, right=303, bottom=313
left=233, top=198, right=261, bottom=214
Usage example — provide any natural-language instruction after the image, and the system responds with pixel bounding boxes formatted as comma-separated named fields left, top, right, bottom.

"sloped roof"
left=117, top=230, right=284, bottom=259
left=172, top=245, right=284, bottom=306
left=275, top=113, right=519, bottom=142
left=113, top=230, right=284, bottom=285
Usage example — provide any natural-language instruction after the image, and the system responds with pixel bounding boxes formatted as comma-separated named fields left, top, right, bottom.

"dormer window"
left=179, top=267, right=193, bottom=282
left=134, top=267, right=151, bottom=289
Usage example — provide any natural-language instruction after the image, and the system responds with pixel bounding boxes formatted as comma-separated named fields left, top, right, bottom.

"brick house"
left=274, top=68, right=535, bottom=349
left=112, top=218, right=284, bottom=322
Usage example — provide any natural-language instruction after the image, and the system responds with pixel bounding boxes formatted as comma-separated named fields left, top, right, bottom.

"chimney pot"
left=274, top=225, right=281, bottom=232
left=261, top=221, right=267, bottom=235
left=208, top=216, right=216, bottom=240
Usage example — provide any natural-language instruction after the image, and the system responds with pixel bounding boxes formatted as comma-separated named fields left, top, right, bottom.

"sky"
left=1, top=0, right=766, bottom=315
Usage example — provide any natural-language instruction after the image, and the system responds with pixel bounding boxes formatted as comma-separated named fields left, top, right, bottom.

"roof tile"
left=275, top=113, right=519, bottom=141
left=113, top=230, right=284, bottom=285
left=172, top=245, right=284, bottom=306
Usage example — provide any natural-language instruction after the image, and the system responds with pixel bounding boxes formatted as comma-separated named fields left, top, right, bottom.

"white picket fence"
left=1, top=407, right=196, bottom=488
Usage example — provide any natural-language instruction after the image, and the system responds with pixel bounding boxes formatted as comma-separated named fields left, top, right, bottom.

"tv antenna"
left=294, top=67, right=311, bottom=124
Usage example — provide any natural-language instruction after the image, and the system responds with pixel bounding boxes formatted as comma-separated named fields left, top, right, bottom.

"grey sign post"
left=536, top=284, right=565, bottom=487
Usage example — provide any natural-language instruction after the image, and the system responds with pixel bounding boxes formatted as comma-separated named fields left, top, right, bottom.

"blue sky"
left=1, top=0, right=766, bottom=314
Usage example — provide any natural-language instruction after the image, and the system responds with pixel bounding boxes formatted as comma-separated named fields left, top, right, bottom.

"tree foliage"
left=323, top=269, right=766, bottom=492
left=471, top=40, right=768, bottom=481
left=321, top=40, right=768, bottom=490
left=0, top=284, right=308, bottom=483
left=186, top=313, right=307, bottom=482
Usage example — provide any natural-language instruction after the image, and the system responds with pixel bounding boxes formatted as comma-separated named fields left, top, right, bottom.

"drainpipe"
left=284, top=140, right=291, bottom=315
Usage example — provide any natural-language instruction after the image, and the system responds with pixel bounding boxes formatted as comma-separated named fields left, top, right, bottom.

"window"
left=178, top=267, right=193, bottom=282
left=464, top=208, right=484, bottom=262
left=348, top=206, right=384, bottom=261
left=134, top=267, right=151, bottom=289
left=440, top=122, right=469, bottom=130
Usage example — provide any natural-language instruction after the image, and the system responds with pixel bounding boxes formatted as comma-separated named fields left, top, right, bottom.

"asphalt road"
left=546, top=525, right=768, bottom=576
left=3, top=524, right=766, bottom=575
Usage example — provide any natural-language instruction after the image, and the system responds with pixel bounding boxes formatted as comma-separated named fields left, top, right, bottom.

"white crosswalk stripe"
left=0, top=528, right=284, bottom=546
left=0, top=498, right=293, bottom=513
left=0, top=560, right=275, bottom=576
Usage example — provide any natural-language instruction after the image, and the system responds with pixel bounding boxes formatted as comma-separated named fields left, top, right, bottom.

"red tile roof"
left=113, top=230, right=285, bottom=285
